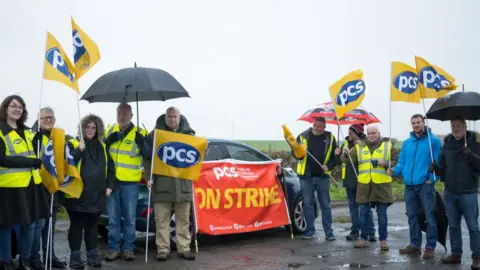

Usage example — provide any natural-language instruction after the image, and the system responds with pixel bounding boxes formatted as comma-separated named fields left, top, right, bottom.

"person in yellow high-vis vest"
left=341, top=125, right=394, bottom=251
left=293, top=117, right=338, bottom=241
left=103, top=103, right=149, bottom=262
left=0, top=95, right=48, bottom=270
left=338, top=124, right=376, bottom=243
left=64, top=114, right=115, bottom=269
left=30, top=107, right=69, bottom=269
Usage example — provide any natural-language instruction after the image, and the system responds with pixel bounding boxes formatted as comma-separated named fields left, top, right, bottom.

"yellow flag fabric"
left=43, top=32, right=79, bottom=92
left=39, top=128, right=83, bottom=198
left=71, top=17, right=101, bottom=80
left=329, top=69, right=366, bottom=119
left=282, top=124, right=306, bottom=159
left=390, top=61, right=421, bottom=103
left=415, top=56, right=457, bottom=99
left=152, top=130, right=208, bottom=181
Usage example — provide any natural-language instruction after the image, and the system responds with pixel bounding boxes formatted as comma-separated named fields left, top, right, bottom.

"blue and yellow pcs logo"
left=336, top=80, right=365, bottom=106
left=156, top=142, right=201, bottom=169
left=393, top=71, right=418, bottom=94
left=418, top=67, right=452, bottom=91
left=45, top=48, right=75, bottom=82
left=42, top=140, right=75, bottom=187
left=72, top=30, right=90, bottom=69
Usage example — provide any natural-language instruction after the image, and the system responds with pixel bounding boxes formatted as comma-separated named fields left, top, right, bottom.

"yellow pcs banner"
left=390, top=61, right=421, bottom=103
left=152, top=129, right=208, bottom=181
left=39, top=128, right=83, bottom=198
left=414, top=56, right=457, bottom=99
left=43, top=32, right=79, bottom=92
left=71, top=17, right=101, bottom=80
left=329, top=69, right=365, bottom=119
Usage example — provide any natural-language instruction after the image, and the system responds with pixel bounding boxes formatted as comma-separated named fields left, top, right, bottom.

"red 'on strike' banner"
left=192, top=160, right=290, bottom=235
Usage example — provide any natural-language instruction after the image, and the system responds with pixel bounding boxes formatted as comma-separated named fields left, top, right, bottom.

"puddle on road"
left=287, top=262, right=306, bottom=269
left=341, top=263, right=377, bottom=268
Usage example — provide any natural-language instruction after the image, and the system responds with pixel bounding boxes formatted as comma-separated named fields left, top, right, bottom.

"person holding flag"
left=29, top=107, right=71, bottom=270
left=387, top=114, right=442, bottom=259
left=0, top=95, right=48, bottom=270
left=65, top=114, right=115, bottom=269
left=293, top=116, right=337, bottom=241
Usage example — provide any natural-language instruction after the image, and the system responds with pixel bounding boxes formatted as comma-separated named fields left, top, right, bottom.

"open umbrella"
left=298, top=102, right=381, bottom=125
left=426, top=91, right=480, bottom=121
left=417, top=191, right=448, bottom=251
left=80, top=62, right=190, bottom=125
left=426, top=91, right=480, bottom=146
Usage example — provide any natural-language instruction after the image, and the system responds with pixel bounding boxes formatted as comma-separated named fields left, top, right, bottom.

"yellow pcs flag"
left=43, top=32, right=79, bottom=92
left=71, top=17, right=101, bottom=80
left=329, top=69, right=365, bottom=119
left=152, top=130, right=208, bottom=181
left=39, top=128, right=83, bottom=198
left=282, top=124, right=306, bottom=159
left=415, top=56, right=457, bottom=99
left=390, top=61, right=421, bottom=103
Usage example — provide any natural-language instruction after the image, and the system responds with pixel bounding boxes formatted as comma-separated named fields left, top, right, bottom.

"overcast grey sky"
left=1, top=0, right=478, bottom=140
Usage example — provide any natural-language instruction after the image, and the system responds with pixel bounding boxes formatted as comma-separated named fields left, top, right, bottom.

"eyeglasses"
left=40, top=116, right=55, bottom=121
left=8, top=104, right=23, bottom=111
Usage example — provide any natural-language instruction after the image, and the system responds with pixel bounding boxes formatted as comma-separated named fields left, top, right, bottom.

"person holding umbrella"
left=430, top=117, right=480, bottom=268
left=337, top=124, right=376, bottom=242
left=387, top=114, right=442, bottom=259
left=103, top=103, right=149, bottom=262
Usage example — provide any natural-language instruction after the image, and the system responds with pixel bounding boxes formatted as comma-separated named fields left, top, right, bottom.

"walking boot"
left=346, top=231, right=359, bottom=241
left=380, top=241, right=389, bottom=251
left=441, top=254, right=461, bottom=264
left=368, top=233, right=377, bottom=242
left=472, top=255, right=480, bottom=269
left=104, top=251, right=121, bottom=262
left=399, top=245, right=421, bottom=255
left=87, top=248, right=102, bottom=268
left=0, top=261, right=15, bottom=270
left=353, top=239, right=369, bottom=248
left=178, top=251, right=196, bottom=260
left=51, top=257, right=67, bottom=269
left=69, top=251, right=85, bottom=269
left=422, top=248, right=435, bottom=259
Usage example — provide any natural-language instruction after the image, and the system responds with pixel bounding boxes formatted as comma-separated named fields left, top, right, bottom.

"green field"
left=238, top=140, right=403, bottom=152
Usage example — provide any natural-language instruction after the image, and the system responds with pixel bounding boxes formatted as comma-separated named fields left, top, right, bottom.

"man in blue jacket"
left=387, top=114, right=442, bottom=259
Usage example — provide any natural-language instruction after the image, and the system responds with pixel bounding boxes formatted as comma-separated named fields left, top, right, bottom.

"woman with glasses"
left=0, top=95, right=48, bottom=270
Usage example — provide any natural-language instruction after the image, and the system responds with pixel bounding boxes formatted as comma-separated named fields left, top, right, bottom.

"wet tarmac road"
left=50, top=200, right=478, bottom=269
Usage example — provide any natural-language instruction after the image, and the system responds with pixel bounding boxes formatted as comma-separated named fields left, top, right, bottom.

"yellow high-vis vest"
left=296, top=132, right=334, bottom=176
left=105, top=124, right=147, bottom=182
left=356, top=141, right=392, bottom=184
left=341, top=141, right=349, bottom=180
left=0, top=129, right=41, bottom=187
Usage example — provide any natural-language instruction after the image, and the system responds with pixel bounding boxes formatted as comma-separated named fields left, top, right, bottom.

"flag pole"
left=420, top=98, right=437, bottom=182
left=145, top=130, right=156, bottom=263
left=76, top=93, right=83, bottom=140
left=191, top=183, right=199, bottom=253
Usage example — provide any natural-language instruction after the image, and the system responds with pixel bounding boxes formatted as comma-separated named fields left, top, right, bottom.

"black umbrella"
left=80, top=62, right=190, bottom=125
left=417, top=191, right=448, bottom=251
left=426, top=91, right=480, bottom=121
left=426, top=91, right=480, bottom=147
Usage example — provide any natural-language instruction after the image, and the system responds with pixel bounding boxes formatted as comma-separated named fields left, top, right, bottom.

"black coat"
left=0, top=122, right=48, bottom=225
left=64, top=139, right=115, bottom=214
left=438, top=131, right=480, bottom=194
left=339, top=137, right=359, bottom=189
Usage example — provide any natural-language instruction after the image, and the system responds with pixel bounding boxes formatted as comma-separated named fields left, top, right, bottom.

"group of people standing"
left=295, top=114, right=480, bottom=269
left=0, top=94, right=197, bottom=270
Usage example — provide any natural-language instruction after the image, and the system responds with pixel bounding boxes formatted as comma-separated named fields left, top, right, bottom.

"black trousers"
left=67, top=211, right=100, bottom=252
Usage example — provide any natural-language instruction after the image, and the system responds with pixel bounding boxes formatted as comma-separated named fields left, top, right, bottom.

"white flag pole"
left=145, top=130, right=156, bottom=263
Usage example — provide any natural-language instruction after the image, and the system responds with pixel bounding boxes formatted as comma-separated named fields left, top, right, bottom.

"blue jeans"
left=360, top=203, right=388, bottom=241
left=108, top=183, right=140, bottom=252
left=346, top=187, right=374, bottom=234
left=0, top=223, right=35, bottom=262
left=300, top=176, right=333, bottom=236
left=444, top=190, right=480, bottom=256
left=405, top=183, right=437, bottom=249
left=31, top=219, right=45, bottom=262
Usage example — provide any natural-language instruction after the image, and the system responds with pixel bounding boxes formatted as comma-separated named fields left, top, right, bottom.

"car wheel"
left=98, top=225, right=108, bottom=240
left=169, top=213, right=195, bottom=250
left=285, top=197, right=307, bottom=234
